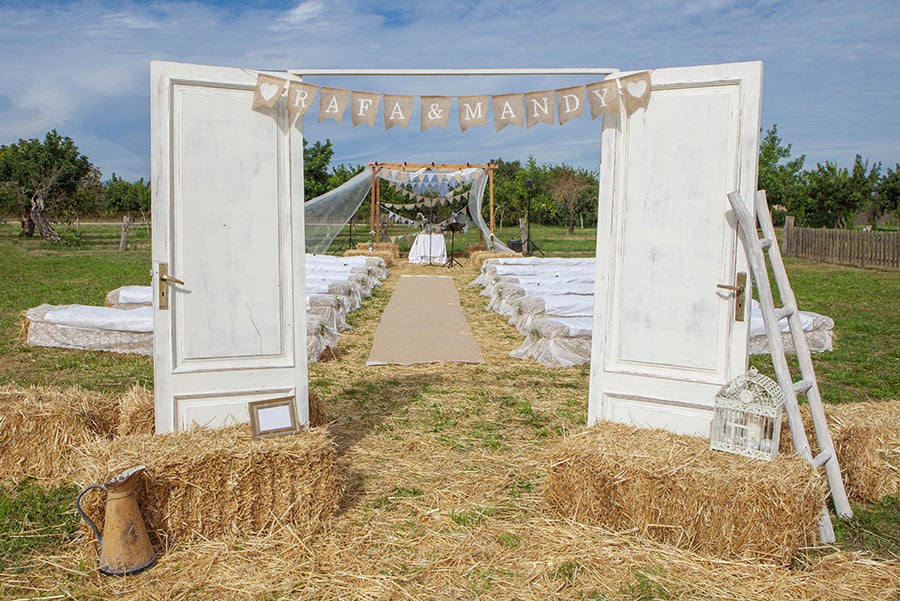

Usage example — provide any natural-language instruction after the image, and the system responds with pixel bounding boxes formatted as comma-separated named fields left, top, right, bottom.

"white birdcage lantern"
left=710, top=367, right=784, bottom=461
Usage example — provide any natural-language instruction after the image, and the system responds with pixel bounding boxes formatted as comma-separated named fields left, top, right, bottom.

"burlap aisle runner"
left=367, top=276, right=484, bottom=366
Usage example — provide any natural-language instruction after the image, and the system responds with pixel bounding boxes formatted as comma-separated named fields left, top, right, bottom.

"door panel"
left=151, top=61, right=308, bottom=433
left=589, top=61, right=762, bottom=436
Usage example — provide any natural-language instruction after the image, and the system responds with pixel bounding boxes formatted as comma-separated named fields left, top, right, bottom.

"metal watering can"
left=75, top=464, right=156, bottom=576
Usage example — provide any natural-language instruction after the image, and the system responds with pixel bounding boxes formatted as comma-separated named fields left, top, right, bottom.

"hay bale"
left=829, top=401, right=900, bottom=502
left=0, top=385, right=118, bottom=486
left=116, top=384, right=155, bottom=436
left=354, top=242, right=399, bottom=258
left=75, top=425, right=344, bottom=547
left=344, top=249, right=394, bottom=267
left=464, top=242, right=488, bottom=256
left=778, top=401, right=900, bottom=502
left=470, top=250, right=522, bottom=269
left=308, top=389, right=326, bottom=427
left=547, top=421, right=825, bottom=565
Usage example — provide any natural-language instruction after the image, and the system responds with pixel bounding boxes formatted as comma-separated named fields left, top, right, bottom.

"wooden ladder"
left=727, top=190, right=853, bottom=544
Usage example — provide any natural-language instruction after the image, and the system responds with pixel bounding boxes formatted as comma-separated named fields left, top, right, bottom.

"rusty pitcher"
left=75, top=464, right=156, bottom=576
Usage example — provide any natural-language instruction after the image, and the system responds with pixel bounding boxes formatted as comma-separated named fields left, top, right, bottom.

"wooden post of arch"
left=376, top=171, right=382, bottom=242
left=489, top=166, right=495, bottom=236
left=369, top=164, right=377, bottom=243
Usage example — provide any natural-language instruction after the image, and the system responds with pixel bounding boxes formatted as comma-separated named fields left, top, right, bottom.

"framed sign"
left=248, top=397, right=300, bottom=439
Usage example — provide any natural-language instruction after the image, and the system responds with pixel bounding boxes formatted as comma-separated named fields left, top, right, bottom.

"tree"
left=546, top=165, right=598, bottom=234
left=873, top=164, right=900, bottom=224
left=0, top=130, right=95, bottom=240
left=303, top=138, right=334, bottom=200
left=104, top=174, right=150, bottom=250
left=758, top=124, right=806, bottom=216
left=802, top=155, right=881, bottom=228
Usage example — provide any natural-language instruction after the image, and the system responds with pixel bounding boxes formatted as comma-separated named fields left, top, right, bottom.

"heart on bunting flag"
left=252, top=74, right=286, bottom=109
left=620, top=71, right=652, bottom=115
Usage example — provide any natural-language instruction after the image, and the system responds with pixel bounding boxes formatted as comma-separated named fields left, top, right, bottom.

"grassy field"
left=0, top=221, right=897, bottom=596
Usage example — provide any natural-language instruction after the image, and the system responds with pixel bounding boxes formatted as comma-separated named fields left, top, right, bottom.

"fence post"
left=784, top=216, right=795, bottom=255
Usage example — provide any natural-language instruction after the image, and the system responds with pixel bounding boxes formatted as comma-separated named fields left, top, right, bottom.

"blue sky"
left=0, top=0, right=898, bottom=181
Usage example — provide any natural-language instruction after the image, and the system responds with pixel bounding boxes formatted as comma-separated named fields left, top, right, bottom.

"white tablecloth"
left=408, top=233, right=447, bottom=265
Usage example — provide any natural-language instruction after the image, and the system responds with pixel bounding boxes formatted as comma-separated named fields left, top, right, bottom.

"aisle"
left=366, top=275, right=484, bottom=365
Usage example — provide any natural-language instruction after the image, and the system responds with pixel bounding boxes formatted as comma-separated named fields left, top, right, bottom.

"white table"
left=408, top=232, right=447, bottom=265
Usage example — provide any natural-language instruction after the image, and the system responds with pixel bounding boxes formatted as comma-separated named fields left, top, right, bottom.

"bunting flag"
left=287, top=81, right=318, bottom=117
left=556, top=85, right=586, bottom=125
left=492, top=93, right=524, bottom=131
left=384, top=95, right=414, bottom=130
left=620, top=72, right=652, bottom=115
left=351, top=91, right=381, bottom=127
left=459, top=95, right=489, bottom=132
left=319, top=87, right=350, bottom=123
left=252, top=71, right=653, bottom=128
left=586, top=80, right=620, bottom=118
left=421, top=96, right=451, bottom=131
left=524, top=89, right=555, bottom=129
left=252, top=74, right=286, bottom=109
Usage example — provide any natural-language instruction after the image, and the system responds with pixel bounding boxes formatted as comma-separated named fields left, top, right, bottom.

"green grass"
left=749, top=257, right=900, bottom=404
left=833, top=496, right=900, bottom=561
left=0, top=479, right=81, bottom=569
left=0, top=223, right=153, bottom=392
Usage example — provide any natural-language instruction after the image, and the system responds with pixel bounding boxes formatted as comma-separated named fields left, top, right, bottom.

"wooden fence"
left=782, top=222, right=900, bottom=270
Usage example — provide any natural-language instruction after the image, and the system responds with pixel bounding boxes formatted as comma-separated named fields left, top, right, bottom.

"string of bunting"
left=251, top=71, right=652, bottom=131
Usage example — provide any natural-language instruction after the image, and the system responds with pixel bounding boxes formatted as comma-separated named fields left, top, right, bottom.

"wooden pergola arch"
left=367, top=162, right=496, bottom=242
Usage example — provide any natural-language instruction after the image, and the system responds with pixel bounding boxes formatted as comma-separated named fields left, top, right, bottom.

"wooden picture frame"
left=248, top=397, right=300, bottom=439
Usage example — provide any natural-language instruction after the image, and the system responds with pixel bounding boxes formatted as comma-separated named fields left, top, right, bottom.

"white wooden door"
left=151, top=61, right=308, bottom=433
left=588, top=61, right=762, bottom=436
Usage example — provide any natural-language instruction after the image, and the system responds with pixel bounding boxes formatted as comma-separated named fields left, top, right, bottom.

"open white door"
left=588, top=61, right=762, bottom=436
left=151, top=61, right=308, bottom=433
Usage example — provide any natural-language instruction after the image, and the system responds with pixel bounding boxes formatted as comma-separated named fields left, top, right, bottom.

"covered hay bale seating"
left=75, top=425, right=343, bottom=547
left=0, top=385, right=118, bottom=486
left=26, top=303, right=153, bottom=356
left=547, top=421, right=826, bottom=565
left=105, top=284, right=152, bottom=309
left=471, top=257, right=836, bottom=367
left=24, top=255, right=389, bottom=363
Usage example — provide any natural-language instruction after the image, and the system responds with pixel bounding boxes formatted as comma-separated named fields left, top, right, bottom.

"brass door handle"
left=158, top=263, right=184, bottom=310
left=160, top=273, right=185, bottom=286
left=717, top=272, right=746, bottom=321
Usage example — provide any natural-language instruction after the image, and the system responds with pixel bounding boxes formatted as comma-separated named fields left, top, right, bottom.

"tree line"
left=2, top=127, right=897, bottom=242
left=759, top=125, right=899, bottom=228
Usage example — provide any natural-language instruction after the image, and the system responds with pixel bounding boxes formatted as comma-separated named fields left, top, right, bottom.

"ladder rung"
left=812, top=451, right=832, bottom=469
left=760, top=237, right=773, bottom=250
left=794, top=379, right=814, bottom=394
left=773, top=306, right=794, bottom=321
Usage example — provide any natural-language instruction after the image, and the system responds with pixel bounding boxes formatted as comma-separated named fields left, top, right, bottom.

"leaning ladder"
left=727, top=190, right=853, bottom=544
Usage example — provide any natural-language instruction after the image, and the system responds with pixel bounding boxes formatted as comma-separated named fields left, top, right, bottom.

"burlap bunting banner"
left=556, top=85, right=585, bottom=125
left=459, top=96, right=489, bottom=132
left=586, top=80, right=620, bottom=118
left=620, top=71, right=652, bottom=115
left=252, top=74, right=286, bottom=109
left=421, top=96, right=451, bottom=131
left=493, top=94, right=524, bottom=131
left=253, top=71, right=653, bottom=128
left=287, top=81, right=318, bottom=117
left=319, top=87, right=350, bottom=123
left=524, top=89, right=556, bottom=129
left=351, top=91, right=381, bottom=127
left=384, top=95, right=414, bottom=130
